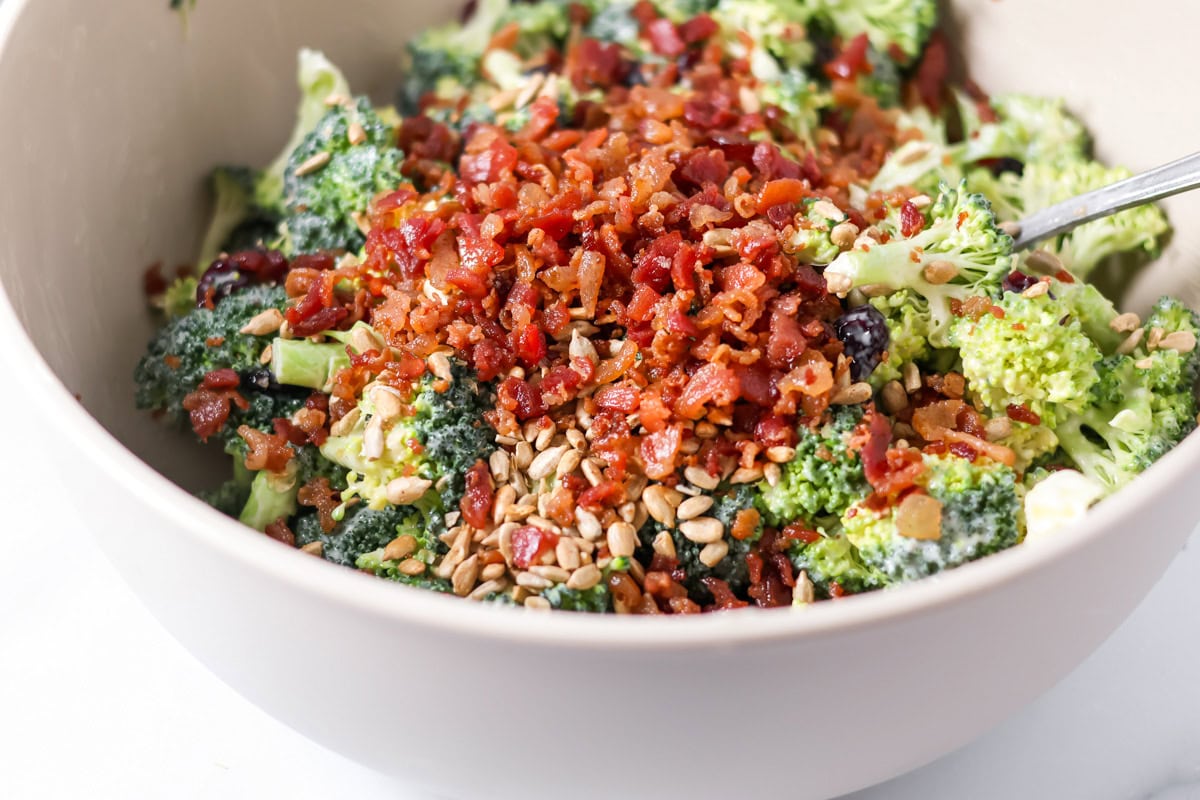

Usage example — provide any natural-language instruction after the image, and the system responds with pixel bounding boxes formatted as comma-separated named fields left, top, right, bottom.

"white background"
left=4, top=412, right=1200, bottom=800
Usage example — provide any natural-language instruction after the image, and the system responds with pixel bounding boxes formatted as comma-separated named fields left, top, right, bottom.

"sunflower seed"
left=698, top=541, right=729, bottom=568
left=606, top=521, right=637, bottom=558
left=529, top=445, right=568, bottom=480
left=679, top=517, right=724, bottom=544
left=684, top=465, right=720, bottom=491
left=566, top=564, right=602, bottom=591
left=677, top=495, right=714, bottom=521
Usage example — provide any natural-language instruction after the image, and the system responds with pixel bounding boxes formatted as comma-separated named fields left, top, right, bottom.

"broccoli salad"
left=137, top=0, right=1197, bottom=613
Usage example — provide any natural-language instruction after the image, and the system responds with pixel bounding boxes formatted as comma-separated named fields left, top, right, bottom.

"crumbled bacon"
left=237, top=424, right=294, bottom=472
left=298, top=477, right=341, bottom=533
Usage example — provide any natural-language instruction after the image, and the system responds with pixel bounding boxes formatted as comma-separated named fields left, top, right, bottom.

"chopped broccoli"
left=199, top=470, right=252, bottom=518
left=823, top=182, right=1014, bottom=346
left=269, top=336, right=353, bottom=391
left=785, top=197, right=849, bottom=265
left=842, top=453, right=1022, bottom=584
left=952, top=287, right=1103, bottom=427
left=867, top=291, right=933, bottom=388
left=637, top=484, right=760, bottom=605
left=161, top=275, right=200, bottom=319
left=762, top=70, right=829, bottom=147
left=320, top=356, right=496, bottom=513
left=232, top=442, right=348, bottom=531
left=278, top=97, right=404, bottom=255
left=1056, top=298, right=1200, bottom=492
left=542, top=583, right=612, bottom=613
left=259, top=49, right=352, bottom=213
left=757, top=406, right=869, bottom=525
left=871, top=92, right=1089, bottom=194
left=709, top=0, right=816, bottom=80
left=855, top=43, right=902, bottom=107
left=400, top=0, right=508, bottom=113
left=811, top=0, right=936, bottom=62
left=790, top=531, right=882, bottom=597
left=969, top=158, right=1169, bottom=279
left=133, top=284, right=301, bottom=434
left=293, top=503, right=446, bottom=575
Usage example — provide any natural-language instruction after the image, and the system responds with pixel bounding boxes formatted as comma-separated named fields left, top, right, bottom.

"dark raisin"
left=242, top=368, right=279, bottom=392
left=991, top=157, right=1024, bottom=176
left=196, top=249, right=289, bottom=308
left=195, top=255, right=250, bottom=307
left=834, top=304, right=889, bottom=381
left=1002, top=270, right=1038, bottom=295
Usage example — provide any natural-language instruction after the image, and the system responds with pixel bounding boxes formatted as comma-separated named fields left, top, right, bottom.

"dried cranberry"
left=196, top=249, right=288, bottom=308
left=834, top=304, right=890, bottom=381
left=1002, top=270, right=1039, bottom=294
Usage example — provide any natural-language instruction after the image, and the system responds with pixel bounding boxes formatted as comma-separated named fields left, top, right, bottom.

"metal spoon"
left=1012, top=151, right=1200, bottom=250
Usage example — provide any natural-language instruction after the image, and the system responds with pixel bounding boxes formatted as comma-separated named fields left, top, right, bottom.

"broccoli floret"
left=842, top=453, right=1022, bottom=584
left=855, top=43, right=902, bottom=107
left=258, top=49, right=352, bottom=214
left=542, top=583, right=612, bottom=613
left=161, top=275, right=200, bottom=319
left=762, top=70, right=830, bottom=148
left=400, top=0, right=508, bottom=113
left=586, top=1, right=643, bottom=46
left=784, top=197, right=849, bottom=265
left=790, top=531, right=882, bottom=597
left=293, top=503, right=446, bottom=577
left=952, top=286, right=1102, bottom=427
left=823, top=182, right=1014, bottom=346
left=871, top=92, right=1089, bottom=194
left=969, top=158, right=1169, bottom=279
left=757, top=406, right=869, bottom=525
left=1057, top=299, right=1200, bottom=492
left=811, top=0, right=936, bottom=62
left=320, top=356, right=496, bottom=513
left=231, top=442, right=348, bottom=531
left=134, top=284, right=297, bottom=433
left=867, top=291, right=933, bottom=388
left=278, top=97, right=404, bottom=256
left=709, top=0, right=816, bottom=80
left=637, top=484, right=760, bottom=605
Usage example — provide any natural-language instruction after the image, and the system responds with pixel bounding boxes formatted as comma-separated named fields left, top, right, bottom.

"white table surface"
left=3, top=411, right=1200, bottom=800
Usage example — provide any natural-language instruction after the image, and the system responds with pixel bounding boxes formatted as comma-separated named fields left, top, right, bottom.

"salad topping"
left=136, top=0, right=1198, bottom=613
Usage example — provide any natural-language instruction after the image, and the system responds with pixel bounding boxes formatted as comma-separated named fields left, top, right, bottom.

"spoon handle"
left=1013, top=151, right=1200, bottom=251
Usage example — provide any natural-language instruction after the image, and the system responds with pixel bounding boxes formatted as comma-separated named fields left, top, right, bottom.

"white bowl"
left=1, top=2, right=1197, bottom=798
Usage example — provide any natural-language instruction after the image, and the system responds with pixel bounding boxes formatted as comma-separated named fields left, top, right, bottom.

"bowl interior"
left=0, top=0, right=1197, bottom=493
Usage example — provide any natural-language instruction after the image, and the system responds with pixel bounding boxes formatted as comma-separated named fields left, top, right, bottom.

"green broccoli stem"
left=270, top=337, right=352, bottom=391
left=238, top=469, right=299, bottom=531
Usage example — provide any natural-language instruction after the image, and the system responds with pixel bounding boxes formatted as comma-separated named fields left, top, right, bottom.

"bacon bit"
left=163, top=355, right=182, bottom=370
left=828, top=582, right=846, bottom=599
left=183, top=387, right=248, bottom=442
left=913, top=31, right=949, bottom=111
left=264, top=519, right=296, bottom=546
left=298, top=477, right=341, bottom=533
left=702, top=577, right=750, bottom=610
left=782, top=522, right=822, bottom=545
left=511, top=525, right=560, bottom=569
left=460, top=461, right=494, bottom=529
left=205, top=336, right=226, bottom=347
left=237, top=424, right=294, bottom=472
left=640, top=424, right=683, bottom=480
left=959, top=296, right=993, bottom=321
left=899, top=201, right=925, bottom=238
left=746, top=528, right=795, bottom=608
left=860, top=411, right=894, bottom=490
left=730, top=508, right=761, bottom=541
left=201, top=368, right=241, bottom=389
left=578, top=480, right=626, bottom=511
left=824, top=33, right=871, bottom=81
left=1006, top=403, right=1042, bottom=426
